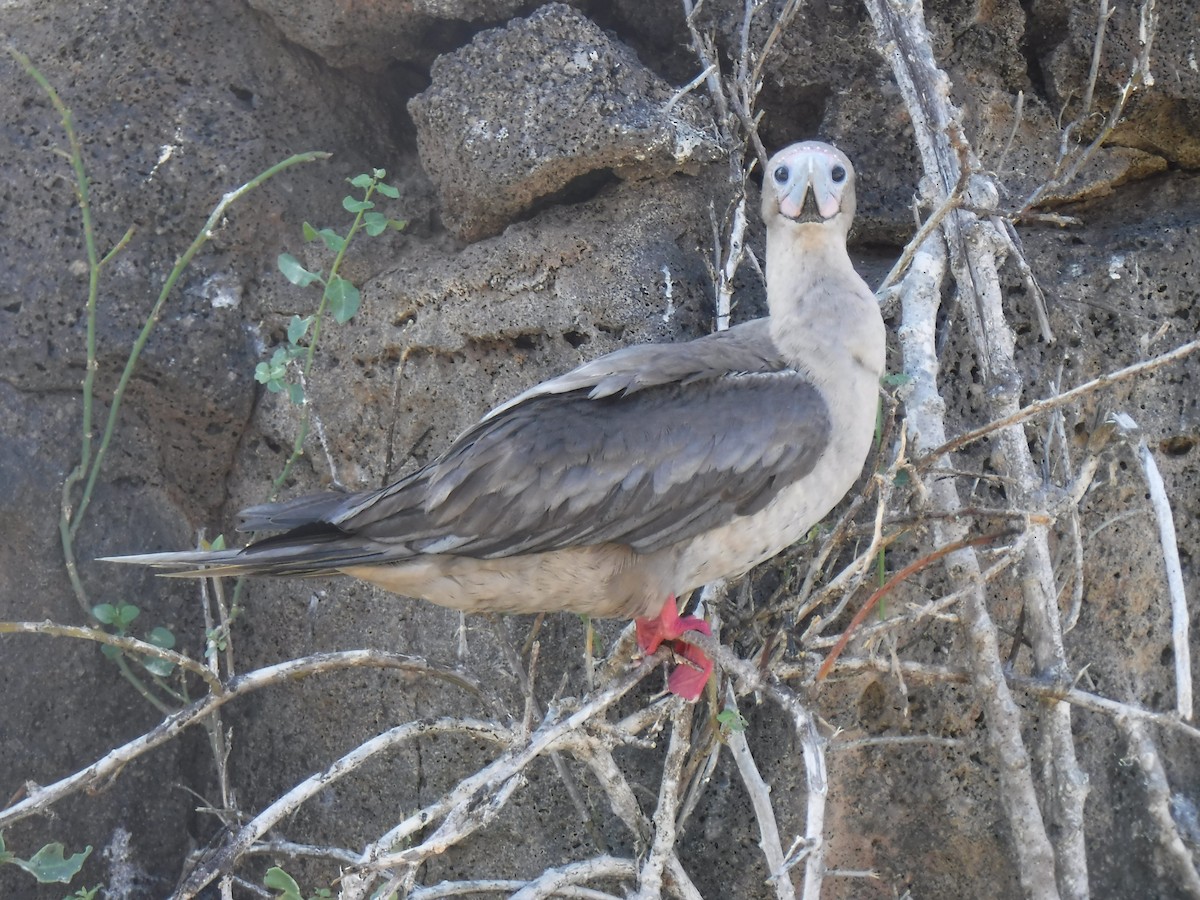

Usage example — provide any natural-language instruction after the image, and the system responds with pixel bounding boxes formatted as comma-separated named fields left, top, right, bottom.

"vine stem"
left=75, top=149, right=332, bottom=532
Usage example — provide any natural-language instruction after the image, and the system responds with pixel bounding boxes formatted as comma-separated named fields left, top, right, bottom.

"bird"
left=105, top=141, right=887, bottom=700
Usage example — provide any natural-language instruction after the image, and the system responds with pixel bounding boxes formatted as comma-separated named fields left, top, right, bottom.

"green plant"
left=259, top=169, right=406, bottom=489
left=264, top=865, right=333, bottom=900
left=0, top=831, right=91, bottom=885
left=9, top=47, right=328, bottom=714
left=716, top=707, right=748, bottom=736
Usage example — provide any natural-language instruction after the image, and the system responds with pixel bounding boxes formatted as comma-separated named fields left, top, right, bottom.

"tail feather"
left=100, top=533, right=406, bottom=579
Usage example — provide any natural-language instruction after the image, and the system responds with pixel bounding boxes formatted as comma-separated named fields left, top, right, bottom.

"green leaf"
left=388, top=218, right=408, bottom=232
left=92, top=604, right=117, bottom=625
left=278, top=253, right=321, bottom=287
left=143, top=627, right=178, bottom=675
left=363, top=211, right=388, bottom=236
left=375, top=182, right=399, bottom=199
left=117, top=604, right=140, bottom=627
left=716, top=708, right=748, bottom=734
left=256, top=351, right=290, bottom=388
left=371, top=167, right=386, bottom=180
left=206, top=627, right=228, bottom=658
left=342, top=196, right=374, bottom=213
left=287, top=383, right=306, bottom=405
left=349, top=173, right=373, bottom=189
left=264, top=866, right=303, bottom=900
left=315, top=228, right=346, bottom=254
left=880, top=372, right=913, bottom=388
left=287, top=315, right=313, bottom=345
left=202, top=534, right=226, bottom=551
left=8, top=842, right=92, bottom=884
left=325, top=275, right=361, bottom=324
left=100, top=644, right=120, bottom=659
left=302, top=221, right=318, bottom=242
left=141, top=657, right=175, bottom=678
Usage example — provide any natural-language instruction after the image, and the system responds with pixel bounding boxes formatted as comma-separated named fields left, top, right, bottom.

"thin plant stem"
left=76, top=150, right=332, bottom=530
left=272, top=181, right=378, bottom=492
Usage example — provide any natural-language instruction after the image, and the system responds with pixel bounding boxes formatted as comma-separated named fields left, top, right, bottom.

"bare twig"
left=510, top=856, right=638, bottom=900
left=682, top=634, right=828, bottom=900
left=1110, top=413, right=1193, bottom=720
left=350, top=653, right=665, bottom=878
left=1019, top=0, right=1158, bottom=215
left=789, top=655, right=1200, bottom=743
left=880, top=168, right=968, bottom=290
left=723, top=683, right=796, bottom=900
left=815, top=528, right=1017, bottom=681
left=0, top=650, right=477, bottom=830
left=920, top=339, right=1200, bottom=468
left=174, top=716, right=512, bottom=898
left=863, top=123, right=1061, bottom=892
left=633, top=701, right=693, bottom=899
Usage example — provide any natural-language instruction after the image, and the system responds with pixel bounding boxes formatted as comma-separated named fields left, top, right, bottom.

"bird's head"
left=761, top=141, right=856, bottom=240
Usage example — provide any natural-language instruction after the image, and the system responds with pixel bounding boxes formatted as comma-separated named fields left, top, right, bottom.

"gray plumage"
left=106, top=142, right=887, bottom=620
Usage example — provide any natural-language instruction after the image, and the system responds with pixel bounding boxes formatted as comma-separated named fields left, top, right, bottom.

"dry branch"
left=0, top=649, right=477, bottom=831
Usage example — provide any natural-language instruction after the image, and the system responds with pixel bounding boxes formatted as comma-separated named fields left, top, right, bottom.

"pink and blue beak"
left=774, top=145, right=847, bottom=223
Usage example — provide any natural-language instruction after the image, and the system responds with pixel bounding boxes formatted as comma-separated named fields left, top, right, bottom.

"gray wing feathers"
left=348, top=370, right=831, bottom=558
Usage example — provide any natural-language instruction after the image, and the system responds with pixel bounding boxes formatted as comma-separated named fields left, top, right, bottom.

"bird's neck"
left=764, top=226, right=886, bottom=396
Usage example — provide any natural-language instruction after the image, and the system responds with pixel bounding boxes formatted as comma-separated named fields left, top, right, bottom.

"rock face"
left=0, top=1, right=1197, bottom=898
left=408, top=3, right=720, bottom=241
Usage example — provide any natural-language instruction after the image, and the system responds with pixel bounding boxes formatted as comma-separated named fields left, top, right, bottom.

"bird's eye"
left=773, top=165, right=789, bottom=184
left=830, top=165, right=847, bottom=183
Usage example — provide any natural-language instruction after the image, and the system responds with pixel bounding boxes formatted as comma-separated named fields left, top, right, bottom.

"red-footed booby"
left=105, top=142, right=887, bottom=699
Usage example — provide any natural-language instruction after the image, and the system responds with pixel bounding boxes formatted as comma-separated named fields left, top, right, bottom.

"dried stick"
left=174, top=718, right=513, bottom=898
left=353, top=654, right=664, bottom=875
left=920, top=338, right=1200, bottom=467
left=0, top=620, right=221, bottom=692
left=723, top=682, right=797, bottom=900
left=880, top=217, right=1060, bottom=898
left=1019, top=0, right=1157, bottom=215
left=792, top=656, right=1200, bottom=744
left=509, top=856, right=638, bottom=900
left=494, top=620, right=605, bottom=849
left=633, top=700, right=693, bottom=899
left=866, top=1, right=1146, bottom=890
left=815, top=528, right=1018, bottom=681
left=1110, top=413, right=1193, bottom=720
left=803, top=543, right=1021, bottom=651
left=0, top=649, right=475, bottom=830
left=414, top=879, right=622, bottom=900
left=682, top=633, right=828, bottom=900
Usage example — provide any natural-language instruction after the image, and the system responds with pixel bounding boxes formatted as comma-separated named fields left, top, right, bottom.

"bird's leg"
left=635, top=595, right=713, bottom=701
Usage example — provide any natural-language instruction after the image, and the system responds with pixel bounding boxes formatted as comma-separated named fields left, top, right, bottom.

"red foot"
left=635, top=596, right=713, bottom=701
